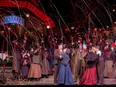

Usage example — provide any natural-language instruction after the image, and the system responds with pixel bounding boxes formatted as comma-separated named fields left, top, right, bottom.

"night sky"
left=39, top=0, right=116, bottom=28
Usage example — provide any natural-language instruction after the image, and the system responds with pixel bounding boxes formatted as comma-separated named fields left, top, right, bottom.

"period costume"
left=12, top=48, right=22, bottom=79
left=53, top=48, right=61, bottom=83
left=48, top=47, right=54, bottom=75
left=42, top=49, right=50, bottom=77
left=96, top=49, right=105, bottom=84
left=70, top=48, right=76, bottom=81
left=57, top=48, right=74, bottom=85
left=103, top=45, right=113, bottom=78
left=21, top=53, right=31, bottom=79
left=110, top=48, right=116, bottom=78
left=79, top=50, right=99, bottom=85
left=28, top=48, right=42, bottom=79
left=74, top=46, right=86, bottom=81
left=48, top=46, right=54, bottom=69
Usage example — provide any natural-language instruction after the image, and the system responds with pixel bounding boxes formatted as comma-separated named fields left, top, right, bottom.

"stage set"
left=0, top=0, right=116, bottom=85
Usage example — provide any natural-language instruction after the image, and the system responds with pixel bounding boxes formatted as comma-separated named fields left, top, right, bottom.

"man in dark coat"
left=110, top=47, right=116, bottom=78
left=53, top=44, right=63, bottom=84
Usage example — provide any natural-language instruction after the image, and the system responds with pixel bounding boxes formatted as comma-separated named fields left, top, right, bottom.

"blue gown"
left=57, top=51, right=74, bottom=85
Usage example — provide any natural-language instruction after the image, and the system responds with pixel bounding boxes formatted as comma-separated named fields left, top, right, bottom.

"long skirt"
left=28, top=63, right=41, bottom=78
left=79, top=65, right=97, bottom=85
left=42, top=58, right=50, bottom=75
left=49, top=55, right=54, bottom=68
left=48, top=55, right=54, bottom=75
left=104, top=60, right=114, bottom=78
left=57, top=63, right=74, bottom=85
left=70, top=56, right=76, bottom=80
left=76, top=60, right=82, bottom=80
left=21, top=65, right=29, bottom=77
left=113, top=63, right=116, bottom=78
left=54, top=64, right=58, bottom=83
left=80, top=58, right=87, bottom=79
left=97, top=60, right=105, bottom=84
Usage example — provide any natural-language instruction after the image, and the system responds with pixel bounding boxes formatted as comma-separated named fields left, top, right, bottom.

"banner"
left=1, top=15, right=25, bottom=26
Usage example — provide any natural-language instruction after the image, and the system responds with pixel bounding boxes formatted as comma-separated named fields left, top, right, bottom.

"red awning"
left=0, top=0, right=55, bottom=28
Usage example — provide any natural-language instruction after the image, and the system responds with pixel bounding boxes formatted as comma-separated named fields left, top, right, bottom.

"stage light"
left=71, top=27, right=74, bottom=30
left=113, top=9, right=115, bottom=12
left=26, top=13, right=30, bottom=17
left=47, top=25, right=50, bottom=29
left=2, top=31, right=4, bottom=33
left=15, top=42, right=18, bottom=45
left=8, top=27, right=10, bottom=30
left=99, top=29, right=101, bottom=31
left=107, top=26, right=109, bottom=28
left=95, top=28, right=97, bottom=31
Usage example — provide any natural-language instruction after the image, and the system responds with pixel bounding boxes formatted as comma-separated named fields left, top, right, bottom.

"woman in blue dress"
left=57, top=45, right=74, bottom=85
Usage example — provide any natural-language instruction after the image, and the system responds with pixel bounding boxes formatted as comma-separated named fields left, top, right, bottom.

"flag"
left=83, top=40, right=87, bottom=50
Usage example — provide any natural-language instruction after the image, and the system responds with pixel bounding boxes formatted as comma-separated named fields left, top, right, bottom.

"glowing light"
left=107, top=26, right=109, bottom=28
left=26, top=13, right=30, bottom=17
left=2, top=31, right=4, bottom=33
left=8, top=27, right=10, bottom=30
left=99, top=29, right=101, bottom=31
left=113, top=9, right=115, bottom=12
left=114, top=22, right=116, bottom=24
left=95, top=28, right=97, bottom=31
left=15, top=42, right=18, bottom=45
left=71, top=27, right=74, bottom=30
left=47, top=25, right=50, bottom=29
left=1, top=16, right=25, bottom=26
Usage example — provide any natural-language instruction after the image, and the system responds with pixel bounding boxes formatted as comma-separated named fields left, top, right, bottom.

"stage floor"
left=6, top=76, right=116, bottom=85
left=6, top=75, right=54, bottom=85
left=0, top=67, right=116, bottom=85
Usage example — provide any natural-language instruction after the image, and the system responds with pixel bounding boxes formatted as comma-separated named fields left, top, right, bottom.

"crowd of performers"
left=5, top=24, right=116, bottom=85
left=54, top=24, right=116, bottom=85
left=12, top=44, right=54, bottom=81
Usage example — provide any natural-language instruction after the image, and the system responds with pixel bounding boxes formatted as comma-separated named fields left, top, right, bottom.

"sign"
left=1, top=15, right=25, bottom=26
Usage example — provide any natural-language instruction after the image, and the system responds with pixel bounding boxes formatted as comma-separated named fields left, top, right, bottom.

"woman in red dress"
left=79, top=46, right=99, bottom=85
